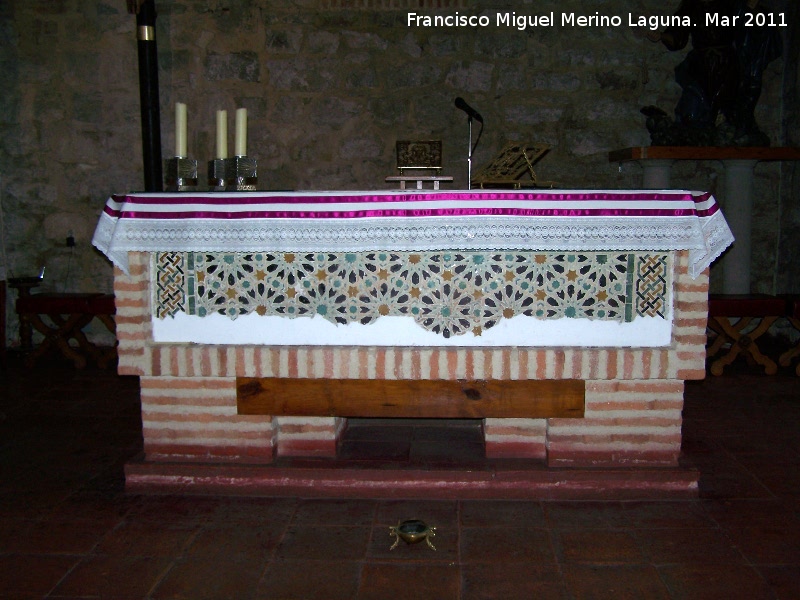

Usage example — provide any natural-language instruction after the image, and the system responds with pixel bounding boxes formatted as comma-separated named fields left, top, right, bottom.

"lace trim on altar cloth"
left=693, top=209, right=736, bottom=277
left=153, top=251, right=671, bottom=339
left=95, top=211, right=730, bottom=280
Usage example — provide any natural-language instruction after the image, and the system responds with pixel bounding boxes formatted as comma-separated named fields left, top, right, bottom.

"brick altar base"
left=115, top=250, right=708, bottom=500
left=124, top=460, right=698, bottom=501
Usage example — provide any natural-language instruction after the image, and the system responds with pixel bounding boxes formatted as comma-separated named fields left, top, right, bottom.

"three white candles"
left=175, top=104, right=251, bottom=159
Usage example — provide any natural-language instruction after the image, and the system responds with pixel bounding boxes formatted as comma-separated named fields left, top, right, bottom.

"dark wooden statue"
left=642, top=0, right=782, bottom=146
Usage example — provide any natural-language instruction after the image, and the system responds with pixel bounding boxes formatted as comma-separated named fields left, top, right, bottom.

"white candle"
left=235, top=108, right=247, bottom=156
left=175, top=102, right=187, bottom=157
left=215, top=110, right=228, bottom=159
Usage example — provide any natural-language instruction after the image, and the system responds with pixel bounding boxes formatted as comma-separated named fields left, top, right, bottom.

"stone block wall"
left=0, top=0, right=797, bottom=348
left=113, top=249, right=707, bottom=467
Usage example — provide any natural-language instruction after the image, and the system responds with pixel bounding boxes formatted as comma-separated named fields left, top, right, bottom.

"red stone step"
left=124, top=460, right=699, bottom=501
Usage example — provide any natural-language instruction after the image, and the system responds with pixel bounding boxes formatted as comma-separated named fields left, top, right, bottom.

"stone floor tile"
left=635, top=527, right=746, bottom=565
left=341, top=420, right=415, bottom=441
left=93, top=521, right=199, bottom=558
left=256, top=559, right=361, bottom=600
left=123, top=494, right=222, bottom=526
left=542, top=501, right=618, bottom=529
left=745, top=463, right=800, bottom=497
left=408, top=440, right=486, bottom=463
left=184, top=523, right=283, bottom=563
left=0, top=517, right=33, bottom=552
left=50, top=555, right=172, bottom=599
left=356, top=563, right=460, bottom=600
left=274, top=524, right=371, bottom=561
left=562, top=565, right=670, bottom=599
left=0, top=488, right=70, bottom=519
left=151, top=556, right=265, bottom=600
left=658, top=564, right=775, bottom=599
left=47, top=490, right=138, bottom=525
left=203, top=496, right=298, bottom=527
left=722, top=525, right=800, bottom=564
left=702, top=498, right=800, bottom=528
left=3, top=518, right=115, bottom=555
left=0, top=554, right=80, bottom=598
left=461, top=563, right=569, bottom=599
left=693, top=457, right=773, bottom=499
left=553, top=530, right=644, bottom=564
left=460, top=499, right=546, bottom=527
left=411, top=419, right=483, bottom=440
left=337, top=439, right=411, bottom=461
left=291, top=497, right=377, bottom=526
left=757, top=565, right=800, bottom=599
left=608, top=501, right=717, bottom=529
left=460, top=526, right=555, bottom=564
left=338, top=419, right=486, bottom=465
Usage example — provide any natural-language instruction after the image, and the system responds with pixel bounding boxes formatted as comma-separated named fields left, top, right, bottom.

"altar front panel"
left=150, top=249, right=674, bottom=347
left=98, top=190, right=728, bottom=495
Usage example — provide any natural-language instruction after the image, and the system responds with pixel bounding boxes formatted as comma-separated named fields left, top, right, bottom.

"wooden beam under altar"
left=237, top=378, right=585, bottom=419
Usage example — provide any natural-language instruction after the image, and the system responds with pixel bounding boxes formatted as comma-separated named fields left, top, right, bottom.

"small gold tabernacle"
left=389, top=519, right=436, bottom=551
left=396, top=141, right=442, bottom=172
left=387, top=140, right=452, bottom=190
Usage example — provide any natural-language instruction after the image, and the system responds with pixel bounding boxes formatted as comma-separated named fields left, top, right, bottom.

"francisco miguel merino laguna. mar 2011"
left=406, top=11, right=788, bottom=31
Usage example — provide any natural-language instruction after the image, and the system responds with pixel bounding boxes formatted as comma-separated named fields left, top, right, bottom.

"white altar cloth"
left=93, top=189, right=733, bottom=279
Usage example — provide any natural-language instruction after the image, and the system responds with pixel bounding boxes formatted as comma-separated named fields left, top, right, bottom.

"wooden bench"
left=707, top=294, right=787, bottom=375
left=16, top=293, right=116, bottom=368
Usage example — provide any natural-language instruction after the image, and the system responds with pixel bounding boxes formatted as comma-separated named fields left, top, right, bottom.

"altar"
left=93, top=189, right=733, bottom=499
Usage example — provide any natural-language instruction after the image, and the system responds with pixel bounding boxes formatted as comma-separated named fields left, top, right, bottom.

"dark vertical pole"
left=777, top=0, right=799, bottom=292
left=134, top=0, right=163, bottom=191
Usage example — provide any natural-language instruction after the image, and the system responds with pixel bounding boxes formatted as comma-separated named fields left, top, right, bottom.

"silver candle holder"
left=207, top=158, right=228, bottom=191
left=224, top=155, right=258, bottom=191
left=165, top=156, right=198, bottom=191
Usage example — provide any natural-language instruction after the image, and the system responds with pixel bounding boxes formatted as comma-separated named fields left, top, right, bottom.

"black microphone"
left=454, top=97, right=483, bottom=123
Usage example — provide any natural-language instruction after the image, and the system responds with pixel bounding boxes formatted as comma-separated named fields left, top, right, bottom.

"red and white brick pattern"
left=115, top=250, right=708, bottom=467
left=484, top=418, right=546, bottom=460
left=274, top=416, right=345, bottom=457
left=547, top=380, right=685, bottom=467
left=140, top=376, right=276, bottom=463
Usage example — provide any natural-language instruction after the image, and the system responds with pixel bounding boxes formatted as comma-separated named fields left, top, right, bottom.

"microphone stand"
left=456, top=97, right=484, bottom=189
left=467, top=116, right=473, bottom=190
